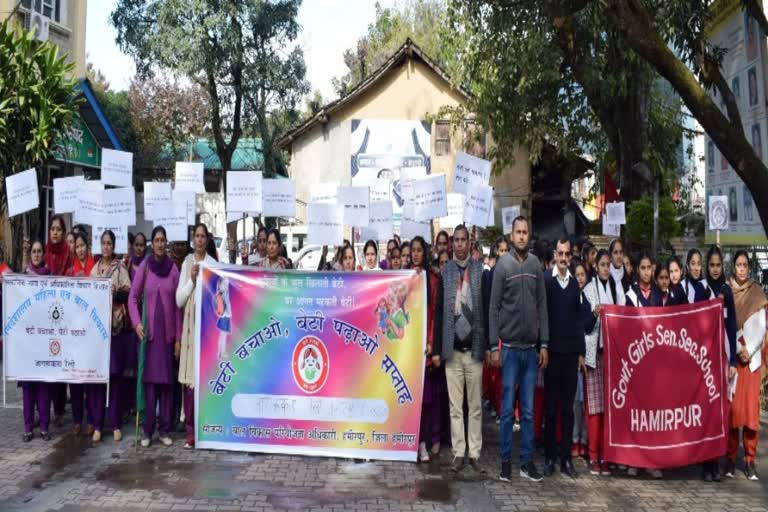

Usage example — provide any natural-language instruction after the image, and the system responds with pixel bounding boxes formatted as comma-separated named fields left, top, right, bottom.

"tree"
left=446, top=0, right=768, bottom=236
left=0, top=19, right=79, bottom=267
left=332, top=0, right=449, bottom=97
left=112, top=0, right=308, bottom=181
left=444, top=1, right=686, bottom=204
left=127, top=75, right=211, bottom=169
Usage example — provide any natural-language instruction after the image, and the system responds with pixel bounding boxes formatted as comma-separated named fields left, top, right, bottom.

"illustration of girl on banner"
left=382, top=281, right=410, bottom=341
left=215, top=277, right=232, bottom=359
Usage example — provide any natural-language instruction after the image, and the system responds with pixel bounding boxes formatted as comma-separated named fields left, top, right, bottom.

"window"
left=435, top=121, right=451, bottom=156
left=21, top=0, right=61, bottom=23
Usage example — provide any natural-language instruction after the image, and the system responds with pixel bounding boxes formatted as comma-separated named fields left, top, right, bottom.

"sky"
left=86, top=0, right=397, bottom=99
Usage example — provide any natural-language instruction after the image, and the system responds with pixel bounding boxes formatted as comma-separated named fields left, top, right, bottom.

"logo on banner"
left=48, top=302, right=64, bottom=326
left=292, top=336, right=330, bottom=394
left=49, top=339, right=61, bottom=357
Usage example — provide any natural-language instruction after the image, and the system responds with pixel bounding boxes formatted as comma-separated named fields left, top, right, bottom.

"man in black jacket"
left=543, top=238, right=586, bottom=478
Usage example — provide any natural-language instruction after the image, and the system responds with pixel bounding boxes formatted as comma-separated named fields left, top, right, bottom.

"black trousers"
left=544, top=351, right=579, bottom=463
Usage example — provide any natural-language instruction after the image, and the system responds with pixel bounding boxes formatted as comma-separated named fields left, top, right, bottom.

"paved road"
left=0, top=385, right=766, bottom=512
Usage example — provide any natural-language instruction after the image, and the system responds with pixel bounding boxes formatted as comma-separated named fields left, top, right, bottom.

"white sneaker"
left=140, top=437, right=151, bottom=448
left=647, top=469, right=663, bottom=479
left=627, top=467, right=638, bottom=477
left=418, top=442, right=430, bottom=463
left=160, top=436, right=173, bottom=446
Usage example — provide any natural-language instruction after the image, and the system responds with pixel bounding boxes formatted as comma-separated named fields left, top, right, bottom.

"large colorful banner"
left=602, top=300, right=729, bottom=468
left=195, top=265, right=426, bottom=461
left=3, top=274, right=112, bottom=383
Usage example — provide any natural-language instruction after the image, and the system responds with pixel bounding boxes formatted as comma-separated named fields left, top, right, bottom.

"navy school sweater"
left=544, top=271, right=586, bottom=356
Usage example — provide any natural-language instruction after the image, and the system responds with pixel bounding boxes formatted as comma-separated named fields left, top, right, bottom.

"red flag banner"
left=601, top=299, right=728, bottom=469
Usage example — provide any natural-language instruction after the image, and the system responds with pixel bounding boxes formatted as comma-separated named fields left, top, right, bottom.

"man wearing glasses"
left=542, top=238, right=587, bottom=478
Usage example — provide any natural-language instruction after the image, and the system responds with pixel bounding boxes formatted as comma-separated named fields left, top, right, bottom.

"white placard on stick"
left=155, top=202, right=189, bottom=242
left=74, top=187, right=104, bottom=226
left=310, top=182, right=339, bottom=204
left=103, top=187, right=136, bottom=226
left=440, top=193, right=464, bottom=230
left=502, top=206, right=521, bottom=234
left=413, top=174, right=448, bottom=221
left=401, top=202, right=432, bottom=241
left=53, top=176, right=84, bottom=214
left=602, top=214, right=620, bottom=237
left=606, top=201, right=626, bottom=225
left=262, top=179, right=296, bottom=218
left=399, top=167, right=428, bottom=204
left=361, top=200, right=394, bottom=242
left=101, top=148, right=133, bottom=187
left=709, top=195, right=729, bottom=231
left=453, top=152, right=491, bottom=195
left=307, top=202, right=344, bottom=246
left=464, top=184, right=493, bottom=228
left=91, top=220, right=129, bottom=255
left=143, top=182, right=172, bottom=221
left=5, top=168, right=39, bottom=217
left=369, top=178, right=391, bottom=203
left=338, top=186, right=370, bottom=227
left=175, top=162, right=205, bottom=193
left=226, top=171, right=262, bottom=214
left=173, top=189, right=196, bottom=225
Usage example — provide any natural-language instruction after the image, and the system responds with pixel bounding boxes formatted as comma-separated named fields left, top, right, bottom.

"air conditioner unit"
left=30, top=12, right=50, bottom=43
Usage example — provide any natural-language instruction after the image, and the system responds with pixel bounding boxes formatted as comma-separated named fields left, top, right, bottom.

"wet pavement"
left=0, top=384, right=766, bottom=512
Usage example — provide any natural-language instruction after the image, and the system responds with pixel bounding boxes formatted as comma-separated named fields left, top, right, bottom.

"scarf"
left=685, top=274, right=710, bottom=303
left=453, top=253, right=472, bottom=317
left=72, top=255, right=95, bottom=277
left=609, top=264, right=624, bottom=284
left=707, top=273, right=726, bottom=297
left=729, top=277, right=768, bottom=330
left=45, top=239, right=72, bottom=276
left=148, top=253, right=174, bottom=278
left=27, top=261, right=51, bottom=275
left=131, top=252, right=146, bottom=268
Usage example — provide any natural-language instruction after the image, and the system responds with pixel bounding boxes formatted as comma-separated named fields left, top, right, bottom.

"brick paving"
left=0, top=385, right=766, bottom=512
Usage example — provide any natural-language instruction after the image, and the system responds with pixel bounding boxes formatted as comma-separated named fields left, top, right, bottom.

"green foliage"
left=111, top=0, right=309, bottom=177
left=333, top=0, right=449, bottom=97
left=0, top=18, right=80, bottom=265
left=625, top=196, right=681, bottom=246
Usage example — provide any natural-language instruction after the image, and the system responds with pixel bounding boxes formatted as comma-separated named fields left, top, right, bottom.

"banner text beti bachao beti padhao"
left=194, top=265, right=425, bottom=461
left=601, top=299, right=729, bottom=469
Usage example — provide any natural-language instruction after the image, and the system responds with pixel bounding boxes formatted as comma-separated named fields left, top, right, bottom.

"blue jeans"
left=500, top=346, right=538, bottom=465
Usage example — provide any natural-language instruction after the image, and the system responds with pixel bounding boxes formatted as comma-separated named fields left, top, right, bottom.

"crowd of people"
left=0, top=214, right=765, bottom=485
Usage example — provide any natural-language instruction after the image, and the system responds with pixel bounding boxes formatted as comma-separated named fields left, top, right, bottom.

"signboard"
left=195, top=266, right=426, bottom=461
left=5, top=168, right=39, bottom=217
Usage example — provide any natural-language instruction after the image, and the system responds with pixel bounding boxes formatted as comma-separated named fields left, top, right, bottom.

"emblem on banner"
left=292, top=336, right=330, bottom=394
left=49, top=339, right=61, bottom=357
left=48, top=302, right=65, bottom=326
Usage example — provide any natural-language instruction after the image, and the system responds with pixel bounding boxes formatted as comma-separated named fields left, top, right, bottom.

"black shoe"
left=702, top=468, right=712, bottom=482
left=745, top=462, right=759, bottom=481
left=543, top=459, right=555, bottom=477
left=561, top=459, right=578, bottom=479
left=40, top=431, right=51, bottom=441
left=22, top=432, right=33, bottom=443
left=499, top=461, right=512, bottom=482
left=468, top=458, right=486, bottom=474
left=711, top=464, right=722, bottom=482
left=724, top=461, right=736, bottom=479
left=520, top=461, right=543, bottom=482
left=450, top=457, right=465, bottom=473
